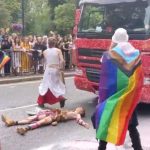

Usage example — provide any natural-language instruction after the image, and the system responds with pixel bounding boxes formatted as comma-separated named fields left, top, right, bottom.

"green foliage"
left=81, top=6, right=103, bottom=31
left=54, top=2, right=76, bottom=35
left=1, top=0, right=21, bottom=22
left=25, top=0, right=51, bottom=35
left=0, top=0, right=76, bottom=35
left=48, top=0, right=66, bottom=7
left=0, top=1, right=11, bottom=28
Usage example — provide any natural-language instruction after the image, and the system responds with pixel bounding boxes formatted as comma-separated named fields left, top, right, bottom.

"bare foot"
left=1, top=115, right=16, bottom=127
left=17, top=127, right=28, bottom=135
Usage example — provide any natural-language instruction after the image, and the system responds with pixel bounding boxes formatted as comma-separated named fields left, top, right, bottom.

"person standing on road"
left=37, top=37, right=66, bottom=108
left=92, top=28, right=144, bottom=150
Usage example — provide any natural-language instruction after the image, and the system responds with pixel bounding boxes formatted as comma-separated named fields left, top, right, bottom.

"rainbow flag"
left=93, top=50, right=143, bottom=145
left=0, top=51, right=10, bottom=70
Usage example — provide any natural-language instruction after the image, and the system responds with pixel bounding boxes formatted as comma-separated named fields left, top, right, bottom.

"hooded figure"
left=92, top=28, right=144, bottom=150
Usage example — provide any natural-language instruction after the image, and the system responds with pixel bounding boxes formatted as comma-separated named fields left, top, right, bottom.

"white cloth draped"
left=39, top=67, right=65, bottom=98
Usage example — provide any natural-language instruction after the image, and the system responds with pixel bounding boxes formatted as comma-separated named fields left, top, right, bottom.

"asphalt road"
left=0, top=77, right=150, bottom=150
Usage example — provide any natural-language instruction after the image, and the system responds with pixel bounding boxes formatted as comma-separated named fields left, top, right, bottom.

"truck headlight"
left=75, top=68, right=84, bottom=76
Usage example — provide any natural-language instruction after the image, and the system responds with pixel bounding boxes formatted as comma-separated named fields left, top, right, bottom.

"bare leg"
left=1, top=115, right=17, bottom=127
left=17, top=113, right=48, bottom=124
left=17, top=116, right=54, bottom=135
left=28, top=116, right=53, bottom=129
left=1, top=113, right=47, bottom=127
left=1, top=114, right=39, bottom=126
left=17, top=116, right=38, bottom=125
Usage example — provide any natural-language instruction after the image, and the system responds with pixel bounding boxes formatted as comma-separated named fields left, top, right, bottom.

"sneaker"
left=1, top=115, right=16, bottom=127
left=38, top=104, right=45, bottom=109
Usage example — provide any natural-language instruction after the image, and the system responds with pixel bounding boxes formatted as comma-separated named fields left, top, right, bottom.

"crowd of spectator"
left=0, top=28, right=74, bottom=77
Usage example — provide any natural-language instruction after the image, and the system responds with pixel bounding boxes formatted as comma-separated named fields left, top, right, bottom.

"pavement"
left=0, top=70, right=75, bottom=84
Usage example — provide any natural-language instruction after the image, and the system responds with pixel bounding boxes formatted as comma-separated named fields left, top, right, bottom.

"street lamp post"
left=21, top=0, right=25, bottom=36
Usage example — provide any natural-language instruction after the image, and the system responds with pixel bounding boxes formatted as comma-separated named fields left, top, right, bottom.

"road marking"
left=0, top=104, right=37, bottom=112
left=0, top=77, right=74, bottom=112
left=0, top=77, right=73, bottom=112
left=0, top=76, right=74, bottom=87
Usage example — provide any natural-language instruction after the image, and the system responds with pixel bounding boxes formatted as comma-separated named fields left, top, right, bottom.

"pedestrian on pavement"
left=62, top=36, right=70, bottom=70
left=32, top=36, right=47, bottom=74
left=91, top=28, right=144, bottom=150
left=20, top=37, right=32, bottom=72
left=0, top=51, right=10, bottom=70
left=1, top=35, right=12, bottom=76
left=12, top=36, right=22, bottom=75
left=1, top=107, right=90, bottom=135
left=37, top=37, right=66, bottom=108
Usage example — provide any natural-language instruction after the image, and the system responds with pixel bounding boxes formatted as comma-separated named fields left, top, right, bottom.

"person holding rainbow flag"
left=0, top=51, right=10, bottom=70
left=92, top=28, right=144, bottom=150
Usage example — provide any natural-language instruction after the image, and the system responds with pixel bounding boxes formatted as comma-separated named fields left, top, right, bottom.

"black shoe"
left=38, top=104, right=44, bottom=109
left=98, top=140, right=107, bottom=150
left=60, top=98, right=67, bottom=108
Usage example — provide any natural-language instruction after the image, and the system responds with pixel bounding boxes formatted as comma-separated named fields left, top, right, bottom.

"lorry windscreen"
left=79, top=2, right=148, bottom=34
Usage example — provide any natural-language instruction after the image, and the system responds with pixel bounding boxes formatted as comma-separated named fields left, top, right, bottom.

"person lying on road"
left=1, top=107, right=90, bottom=135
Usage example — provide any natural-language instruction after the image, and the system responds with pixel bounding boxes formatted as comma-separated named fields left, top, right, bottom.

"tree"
left=48, top=0, right=65, bottom=8
left=1, top=0, right=21, bottom=22
left=48, top=0, right=67, bottom=20
left=54, top=2, right=76, bottom=35
left=25, top=0, right=51, bottom=35
left=0, top=1, right=11, bottom=28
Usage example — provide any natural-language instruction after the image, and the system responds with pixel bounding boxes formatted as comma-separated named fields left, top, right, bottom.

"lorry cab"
left=74, top=0, right=150, bottom=103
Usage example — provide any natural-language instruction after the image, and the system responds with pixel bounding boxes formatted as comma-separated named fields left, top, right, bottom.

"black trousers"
left=4, top=60, right=11, bottom=75
left=4, top=52, right=11, bottom=75
left=64, top=51, right=70, bottom=69
left=98, top=110, right=143, bottom=150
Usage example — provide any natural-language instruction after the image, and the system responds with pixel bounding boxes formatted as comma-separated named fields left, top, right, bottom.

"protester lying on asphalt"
left=1, top=107, right=90, bottom=135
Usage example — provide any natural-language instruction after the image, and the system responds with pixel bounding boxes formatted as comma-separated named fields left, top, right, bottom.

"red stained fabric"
left=37, top=89, right=63, bottom=105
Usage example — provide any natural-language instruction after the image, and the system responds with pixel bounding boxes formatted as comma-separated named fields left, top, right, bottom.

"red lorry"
left=73, top=0, right=150, bottom=103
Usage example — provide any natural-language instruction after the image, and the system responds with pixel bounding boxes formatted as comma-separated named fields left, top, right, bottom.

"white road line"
left=0, top=77, right=74, bottom=112
left=0, top=104, right=38, bottom=112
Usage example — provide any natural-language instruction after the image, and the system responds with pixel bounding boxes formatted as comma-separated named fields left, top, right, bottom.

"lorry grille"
left=86, top=67, right=100, bottom=83
left=79, top=59, right=100, bottom=64
left=77, top=48, right=103, bottom=83
left=78, top=48, right=104, bottom=58
left=78, top=48, right=105, bottom=65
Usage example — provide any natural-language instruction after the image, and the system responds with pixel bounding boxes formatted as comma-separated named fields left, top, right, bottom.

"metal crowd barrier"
left=0, top=50, right=45, bottom=76
left=0, top=49, right=74, bottom=77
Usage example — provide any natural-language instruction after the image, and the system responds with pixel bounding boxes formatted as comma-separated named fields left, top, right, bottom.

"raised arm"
left=65, top=111, right=90, bottom=129
left=57, top=48, right=65, bottom=70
